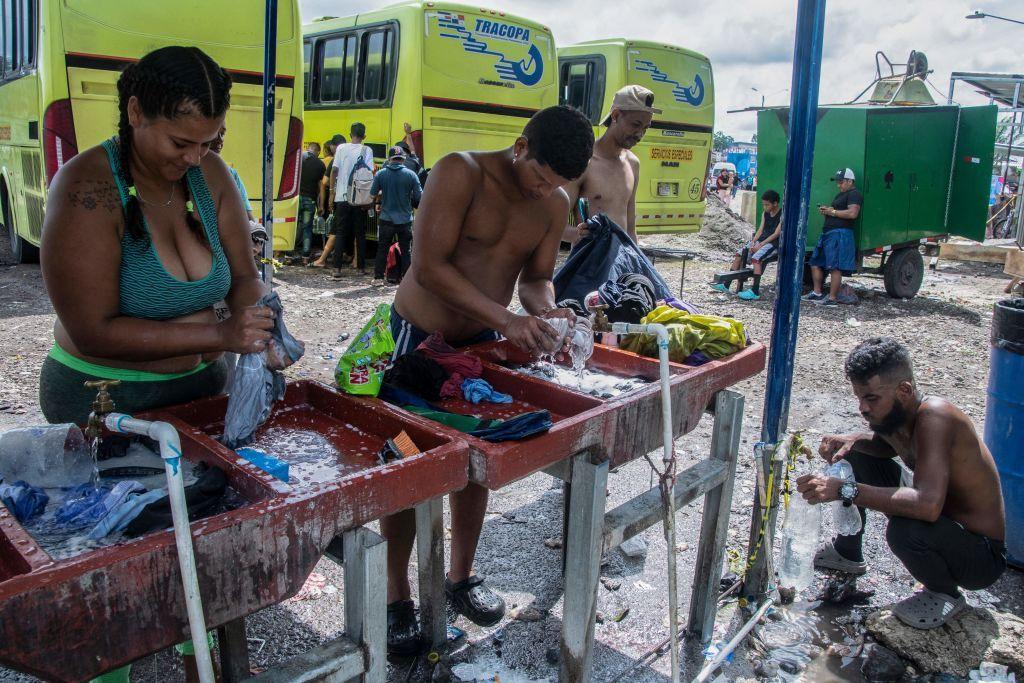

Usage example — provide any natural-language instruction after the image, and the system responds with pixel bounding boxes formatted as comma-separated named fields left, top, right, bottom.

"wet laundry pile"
left=2, top=434, right=236, bottom=555
left=380, top=332, right=550, bottom=442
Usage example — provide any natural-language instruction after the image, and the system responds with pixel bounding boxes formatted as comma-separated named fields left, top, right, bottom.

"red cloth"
left=416, top=332, right=483, bottom=379
left=439, top=372, right=466, bottom=399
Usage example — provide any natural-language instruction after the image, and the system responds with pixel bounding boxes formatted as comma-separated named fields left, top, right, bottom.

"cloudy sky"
left=298, top=0, right=1021, bottom=140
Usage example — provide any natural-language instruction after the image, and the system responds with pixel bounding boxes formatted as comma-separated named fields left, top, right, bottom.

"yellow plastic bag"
left=618, top=305, right=746, bottom=362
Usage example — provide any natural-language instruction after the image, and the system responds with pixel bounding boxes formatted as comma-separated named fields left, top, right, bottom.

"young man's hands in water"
left=541, top=307, right=577, bottom=358
left=502, top=307, right=577, bottom=357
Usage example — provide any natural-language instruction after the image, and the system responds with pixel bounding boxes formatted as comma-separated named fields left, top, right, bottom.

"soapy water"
left=18, top=462, right=244, bottom=562
left=248, top=427, right=373, bottom=486
left=450, top=655, right=552, bottom=683
left=510, top=362, right=650, bottom=399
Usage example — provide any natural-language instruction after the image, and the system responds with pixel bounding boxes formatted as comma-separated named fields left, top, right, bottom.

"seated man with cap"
left=804, top=167, right=862, bottom=306
left=562, top=84, right=662, bottom=245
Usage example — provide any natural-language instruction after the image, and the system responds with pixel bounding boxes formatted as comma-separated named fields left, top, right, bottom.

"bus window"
left=319, top=36, right=344, bottom=102
left=562, top=62, right=591, bottom=112
left=18, top=0, right=35, bottom=70
left=559, top=58, right=604, bottom=124
left=340, top=35, right=355, bottom=102
left=1, top=0, right=14, bottom=77
left=303, top=38, right=311, bottom=104
left=359, top=29, right=392, bottom=103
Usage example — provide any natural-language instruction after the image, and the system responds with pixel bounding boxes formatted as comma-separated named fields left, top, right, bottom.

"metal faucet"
left=589, top=304, right=612, bottom=333
left=84, top=380, right=120, bottom=441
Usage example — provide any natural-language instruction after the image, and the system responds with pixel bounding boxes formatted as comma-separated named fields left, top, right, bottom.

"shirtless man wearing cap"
left=562, top=85, right=661, bottom=245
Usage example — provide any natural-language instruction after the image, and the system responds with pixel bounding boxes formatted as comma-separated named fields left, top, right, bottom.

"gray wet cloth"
left=222, top=292, right=304, bottom=448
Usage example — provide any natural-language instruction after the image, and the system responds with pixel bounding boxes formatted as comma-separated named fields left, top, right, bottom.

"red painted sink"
left=379, top=340, right=766, bottom=488
left=0, top=380, right=468, bottom=682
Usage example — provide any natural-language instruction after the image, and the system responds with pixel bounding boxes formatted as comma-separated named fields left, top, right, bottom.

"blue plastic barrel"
left=985, top=298, right=1024, bottom=567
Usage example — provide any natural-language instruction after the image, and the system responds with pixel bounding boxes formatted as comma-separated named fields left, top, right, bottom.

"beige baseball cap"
left=600, top=85, right=663, bottom=126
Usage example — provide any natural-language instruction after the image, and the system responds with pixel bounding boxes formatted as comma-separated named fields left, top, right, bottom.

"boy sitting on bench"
left=711, top=189, right=781, bottom=300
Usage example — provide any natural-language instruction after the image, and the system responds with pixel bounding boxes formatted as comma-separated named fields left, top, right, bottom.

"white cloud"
left=299, top=0, right=1023, bottom=140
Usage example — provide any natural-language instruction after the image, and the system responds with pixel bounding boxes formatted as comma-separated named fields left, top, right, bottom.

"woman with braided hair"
left=39, top=46, right=276, bottom=423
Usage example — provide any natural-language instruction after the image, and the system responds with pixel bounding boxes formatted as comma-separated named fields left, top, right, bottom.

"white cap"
left=834, top=168, right=855, bottom=181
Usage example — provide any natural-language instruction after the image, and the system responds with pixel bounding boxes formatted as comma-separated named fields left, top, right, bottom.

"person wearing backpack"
left=328, top=122, right=375, bottom=277
left=370, top=146, right=422, bottom=285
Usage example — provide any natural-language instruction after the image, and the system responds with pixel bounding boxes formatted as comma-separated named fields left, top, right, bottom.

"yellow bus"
left=558, top=39, right=715, bottom=234
left=302, top=1, right=558, bottom=238
left=0, top=0, right=304, bottom=262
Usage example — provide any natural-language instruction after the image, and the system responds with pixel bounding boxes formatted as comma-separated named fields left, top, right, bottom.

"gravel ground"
left=0, top=223, right=1022, bottom=682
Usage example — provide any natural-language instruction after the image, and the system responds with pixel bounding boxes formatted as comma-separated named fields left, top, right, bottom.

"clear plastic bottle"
left=777, top=489, right=822, bottom=591
left=0, top=424, right=92, bottom=488
left=826, top=460, right=863, bottom=535
left=568, top=317, right=594, bottom=372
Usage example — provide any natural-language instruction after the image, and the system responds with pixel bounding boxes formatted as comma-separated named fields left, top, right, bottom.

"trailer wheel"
left=883, top=247, right=924, bottom=298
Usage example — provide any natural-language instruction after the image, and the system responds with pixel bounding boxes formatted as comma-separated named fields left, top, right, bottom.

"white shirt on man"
left=332, top=142, right=374, bottom=203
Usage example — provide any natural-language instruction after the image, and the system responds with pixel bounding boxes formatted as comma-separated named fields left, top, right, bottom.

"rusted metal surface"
left=460, top=340, right=766, bottom=478
left=0, top=381, right=468, bottom=682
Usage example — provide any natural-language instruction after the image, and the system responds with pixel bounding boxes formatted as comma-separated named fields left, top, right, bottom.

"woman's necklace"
left=132, top=183, right=176, bottom=207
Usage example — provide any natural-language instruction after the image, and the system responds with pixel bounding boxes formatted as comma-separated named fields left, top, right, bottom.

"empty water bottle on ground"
left=826, top=460, right=863, bottom=535
left=777, top=489, right=822, bottom=591
left=0, top=424, right=93, bottom=488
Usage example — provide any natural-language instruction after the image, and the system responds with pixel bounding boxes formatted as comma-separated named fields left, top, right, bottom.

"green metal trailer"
left=756, top=104, right=996, bottom=297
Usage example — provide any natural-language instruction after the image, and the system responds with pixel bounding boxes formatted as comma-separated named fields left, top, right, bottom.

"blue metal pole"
left=760, top=0, right=827, bottom=444
left=743, top=0, right=827, bottom=601
left=260, top=0, right=279, bottom=284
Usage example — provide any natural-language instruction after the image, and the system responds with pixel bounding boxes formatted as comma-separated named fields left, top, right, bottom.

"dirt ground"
left=0, top=223, right=1022, bottom=682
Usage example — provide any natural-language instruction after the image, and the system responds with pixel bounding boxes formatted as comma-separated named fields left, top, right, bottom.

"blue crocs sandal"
left=738, top=289, right=760, bottom=301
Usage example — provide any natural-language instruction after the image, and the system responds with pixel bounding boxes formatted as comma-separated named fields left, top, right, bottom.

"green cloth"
left=90, top=665, right=130, bottom=683
left=403, top=405, right=500, bottom=433
left=174, top=632, right=216, bottom=656
left=619, top=305, right=747, bottom=361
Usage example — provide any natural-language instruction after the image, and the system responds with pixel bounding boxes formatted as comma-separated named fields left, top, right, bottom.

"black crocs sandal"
left=445, top=575, right=506, bottom=627
left=387, top=599, right=425, bottom=657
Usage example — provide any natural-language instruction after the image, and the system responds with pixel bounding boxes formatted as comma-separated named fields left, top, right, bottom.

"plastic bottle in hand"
left=777, top=489, right=822, bottom=591
left=568, top=317, right=594, bottom=372
left=825, top=460, right=863, bottom=535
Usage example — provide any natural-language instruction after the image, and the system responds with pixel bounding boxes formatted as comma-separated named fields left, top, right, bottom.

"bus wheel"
left=1, top=186, right=39, bottom=264
left=883, top=247, right=923, bottom=299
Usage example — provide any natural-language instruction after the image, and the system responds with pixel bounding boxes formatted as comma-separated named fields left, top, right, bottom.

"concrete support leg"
left=560, top=451, right=609, bottom=682
left=688, top=390, right=744, bottom=643
left=416, top=497, right=447, bottom=649
left=344, top=527, right=387, bottom=682
left=218, top=618, right=250, bottom=682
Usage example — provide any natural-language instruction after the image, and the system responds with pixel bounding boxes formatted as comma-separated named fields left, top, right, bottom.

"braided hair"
left=115, top=46, right=232, bottom=241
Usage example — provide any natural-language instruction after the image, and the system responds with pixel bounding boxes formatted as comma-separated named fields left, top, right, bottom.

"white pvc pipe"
left=692, top=599, right=774, bottom=683
left=612, top=323, right=679, bottom=682
left=105, top=413, right=215, bottom=683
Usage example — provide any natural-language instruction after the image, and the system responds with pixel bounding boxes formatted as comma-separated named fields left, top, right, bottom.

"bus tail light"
left=43, top=99, right=79, bottom=186
left=275, top=116, right=304, bottom=200
left=409, top=129, right=424, bottom=161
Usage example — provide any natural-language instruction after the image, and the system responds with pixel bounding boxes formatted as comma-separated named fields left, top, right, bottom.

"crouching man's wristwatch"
left=839, top=480, right=860, bottom=507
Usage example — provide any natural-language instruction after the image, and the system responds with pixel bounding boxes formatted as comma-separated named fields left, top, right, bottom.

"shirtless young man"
left=384, top=105, right=595, bottom=654
left=797, top=337, right=1006, bottom=629
left=562, top=85, right=660, bottom=245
